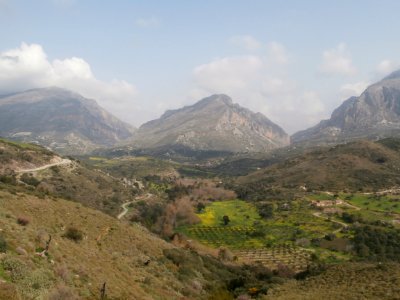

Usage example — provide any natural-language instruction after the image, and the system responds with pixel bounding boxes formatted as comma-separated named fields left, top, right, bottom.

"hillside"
left=0, top=189, right=256, bottom=299
left=0, top=138, right=138, bottom=216
left=0, top=87, right=135, bottom=154
left=133, top=94, right=289, bottom=153
left=265, top=262, right=400, bottom=300
left=292, top=70, right=400, bottom=145
left=0, top=139, right=280, bottom=299
left=0, top=138, right=56, bottom=173
left=236, top=139, right=400, bottom=199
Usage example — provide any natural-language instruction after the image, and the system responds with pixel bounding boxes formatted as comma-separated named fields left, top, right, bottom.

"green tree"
left=222, top=215, right=230, bottom=226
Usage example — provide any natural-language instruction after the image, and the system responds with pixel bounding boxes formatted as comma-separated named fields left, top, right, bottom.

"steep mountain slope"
left=236, top=139, right=400, bottom=199
left=0, top=87, right=135, bottom=154
left=134, top=94, right=289, bottom=153
left=292, top=70, right=400, bottom=145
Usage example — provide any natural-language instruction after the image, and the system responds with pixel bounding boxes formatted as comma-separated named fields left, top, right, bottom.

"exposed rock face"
left=134, top=94, right=289, bottom=152
left=0, top=87, right=135, bottom=154
left=292, top=70, right=400, bottom=145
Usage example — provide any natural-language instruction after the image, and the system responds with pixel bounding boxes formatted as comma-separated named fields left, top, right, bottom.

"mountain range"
left=2, top=69, right=400, bottom=155
left=0, top=87, right=135, bottom=154
left=292, top=70, right=400, bottom=145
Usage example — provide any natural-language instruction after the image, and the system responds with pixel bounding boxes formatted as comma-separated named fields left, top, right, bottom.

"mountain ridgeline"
left=3, top=69, right=400, bottom=157
left=292, top=70, right=400, bottom=145
left=0, top=87, right=135, bottom=154
left=133, top=94, right=290, bottom=153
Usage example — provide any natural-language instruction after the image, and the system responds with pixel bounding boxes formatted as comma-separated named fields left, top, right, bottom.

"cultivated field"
left=235, top=245, right=312, bottom=272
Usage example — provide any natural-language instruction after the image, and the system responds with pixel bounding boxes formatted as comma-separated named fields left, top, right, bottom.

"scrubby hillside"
left=0, top=138, right=55, bottom=173
left=235, top=139, right=400, bottom=200
left=0, top=138, right=137, bottom=216
left=265, top=262, right=400, bottom=300
left=0, top=138, right=280, bottom=299
left=0, top=189, right=253, bottom=299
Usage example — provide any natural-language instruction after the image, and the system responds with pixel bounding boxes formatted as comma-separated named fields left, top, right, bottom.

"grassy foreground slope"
left=0, top=189, right=176, bottom=299
left=0, top=189, right=254, bottom=299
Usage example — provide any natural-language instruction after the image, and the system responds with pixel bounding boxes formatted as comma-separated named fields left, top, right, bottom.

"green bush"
left=19, top=268, right=54, bottom=299
left=20, top=173, right=41, bottom=187
left=63, top=227, right=83, bottom=242
left=0, top=235, right=7, bottom=253
left=2, top=256, right=29, bottom=281
left=0, top=175, right=16, bottom=185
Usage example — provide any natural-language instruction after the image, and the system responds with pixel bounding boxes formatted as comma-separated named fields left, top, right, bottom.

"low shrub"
left=2, top=256, right=29, bottom=281
left=63, top=227, right=83, bottom=242
left=17, top=216, right=30, bottom=226
left=20, top=173, right=41, bottom=187
left=0, top=235, right=7, bottom=253
left=19, top=268, right=54, bottom=299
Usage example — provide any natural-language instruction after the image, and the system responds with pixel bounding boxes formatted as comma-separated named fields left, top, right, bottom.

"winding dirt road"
left=312, top=212, right=348, bottom=233
left=16, top=158, right=71, bottom=173
left=117, top=193, right=152, bottom=220
left=117, top=201, right=136, bottom=220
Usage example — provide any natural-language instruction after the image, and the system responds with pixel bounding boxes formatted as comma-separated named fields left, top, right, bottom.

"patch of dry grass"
left=0, top=190, right=209, bottom=299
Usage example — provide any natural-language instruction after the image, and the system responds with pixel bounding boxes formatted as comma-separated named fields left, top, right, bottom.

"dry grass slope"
left=264, top=262, right=400, bottom=300
left=0, top=189, right=219, bottom=299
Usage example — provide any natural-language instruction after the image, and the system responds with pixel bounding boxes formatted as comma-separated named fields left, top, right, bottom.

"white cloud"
left=135, top=16, right=160, bottom=28
left=319, top=43, right=357, bottom=76
left=376, top=59, right=399, bottom=76
left=229, top=35, right=262, bottom=51
left=267, top=42, right=289, bottom=65
left=190, top=43, right=325, bottom=133
left=340, top=81, right=369, bottom=99
left=193, top=55, right=263, bottom=93
left=0, top=43, right=138, bottom=124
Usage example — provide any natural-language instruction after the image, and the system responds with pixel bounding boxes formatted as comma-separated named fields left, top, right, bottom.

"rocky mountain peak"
left=292, top=71, right=400, bottom=145
left=193, top=94, right=233, bottom=107
left=134, top=94, right=289, bottom=152
left=0, top=87, right=135, bottom=154
left=383, top=69, right=400, bottom=81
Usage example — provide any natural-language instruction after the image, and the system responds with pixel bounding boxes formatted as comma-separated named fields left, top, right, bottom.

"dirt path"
left=117, top=201, right=136, bottom=220
left=16, top=158, right=71, bottom=173
left=312, top=212, right=348, bottom=233
left=342, top=201, right=361, bottom=211
left=117, top=193, right=153, bottom=220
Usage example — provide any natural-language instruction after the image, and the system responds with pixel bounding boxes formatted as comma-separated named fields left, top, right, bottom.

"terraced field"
left=186, top=226, right=262, bottom=248
left=177, top=200, right=321, bottom=271
left=235, top=245, right=312, bottom=272
left=176, top=198, right=373, bottom=272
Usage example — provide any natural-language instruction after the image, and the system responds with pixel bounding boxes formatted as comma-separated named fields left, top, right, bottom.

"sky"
left=1, top=0, right=400, bottom=133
